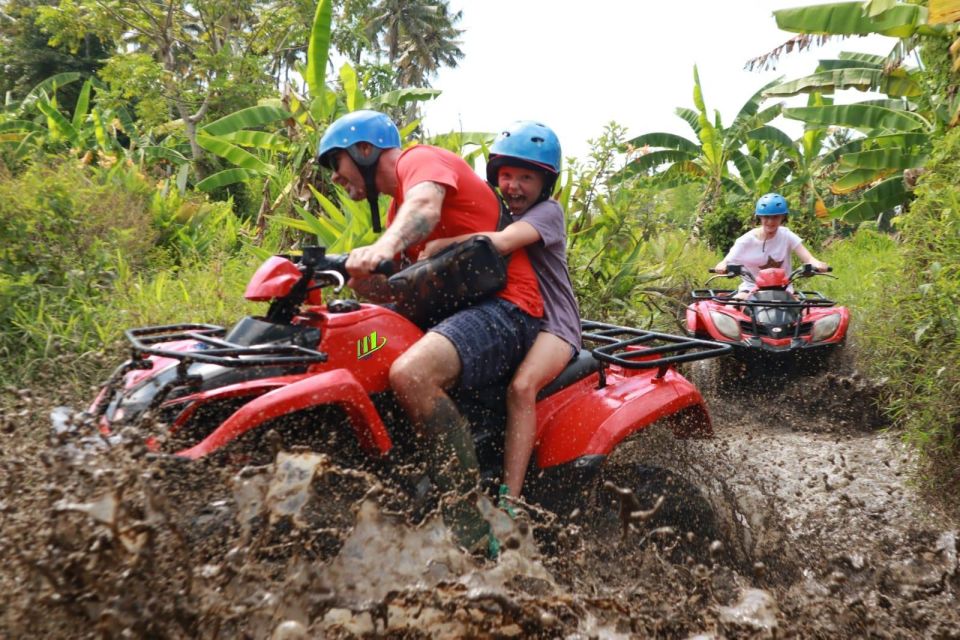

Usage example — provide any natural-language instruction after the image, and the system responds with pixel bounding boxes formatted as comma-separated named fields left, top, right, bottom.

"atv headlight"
left=811, top=313, right=841, bottom=342
left=710, top=310, right=741, bottom=341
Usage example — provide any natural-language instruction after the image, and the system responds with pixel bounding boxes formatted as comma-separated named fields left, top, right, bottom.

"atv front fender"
left=534, top=368, right=710, bottom=469
left=177, top=369, right=392, bottom=460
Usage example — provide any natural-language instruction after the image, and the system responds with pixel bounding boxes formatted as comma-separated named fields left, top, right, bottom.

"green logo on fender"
left=357, top=331, right=387, bottom=359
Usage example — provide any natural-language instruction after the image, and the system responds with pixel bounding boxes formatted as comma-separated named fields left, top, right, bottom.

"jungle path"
left=1, top=370, right=958, bottom=638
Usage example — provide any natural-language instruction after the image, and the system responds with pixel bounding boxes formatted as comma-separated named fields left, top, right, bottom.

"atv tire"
left=591, top=463, right=722, bottom=564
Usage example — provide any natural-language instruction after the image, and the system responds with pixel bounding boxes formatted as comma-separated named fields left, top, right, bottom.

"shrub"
left=869, top=126, right=960, bottom=488
left=701, top=200, right=751, bottom=253
left=0, top=159, right=249, bottom=397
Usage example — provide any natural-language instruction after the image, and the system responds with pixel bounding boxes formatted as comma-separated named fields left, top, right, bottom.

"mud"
left=1, top=371, right=959, bottom=639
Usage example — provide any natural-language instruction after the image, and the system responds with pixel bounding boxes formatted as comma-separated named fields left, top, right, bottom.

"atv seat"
left=536, top=349, right=601, bottom=400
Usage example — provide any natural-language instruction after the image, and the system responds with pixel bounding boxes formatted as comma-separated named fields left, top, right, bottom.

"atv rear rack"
left=581, top=320, right=731, bottom=380
left=690, top=289, right=835, bottom=308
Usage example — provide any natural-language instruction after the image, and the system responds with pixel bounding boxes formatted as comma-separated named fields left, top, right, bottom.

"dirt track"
left=1, top=370, right=958, bottom=638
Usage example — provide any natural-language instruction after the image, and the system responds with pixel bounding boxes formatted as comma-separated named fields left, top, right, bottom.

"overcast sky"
left=421, top=1, right=900, bottom=160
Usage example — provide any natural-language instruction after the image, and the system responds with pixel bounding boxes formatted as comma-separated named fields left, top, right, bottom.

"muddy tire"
left=590, top=463, right=721, bottom=563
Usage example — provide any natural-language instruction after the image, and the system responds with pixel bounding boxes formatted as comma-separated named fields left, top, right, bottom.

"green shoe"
left=497, top=484, right=518, bottom=519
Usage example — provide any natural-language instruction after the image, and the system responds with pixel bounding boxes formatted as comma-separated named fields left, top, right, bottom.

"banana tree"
left=622, top=68, right=785, bottom=239
left=0, top=73, right=133, bottom=165
left=192, top=0, right=440, bottom=246
left=782, top=100, right=931, bottom=222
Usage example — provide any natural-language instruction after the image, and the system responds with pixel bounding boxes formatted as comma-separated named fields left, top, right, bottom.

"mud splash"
left=2, top=376, right=959, bottom=638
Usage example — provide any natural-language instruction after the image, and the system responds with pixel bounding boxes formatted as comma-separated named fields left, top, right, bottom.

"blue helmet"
left=486, top=121, right=561, bottom=198
left=316, top=109, right=401, bottom=170
left=755, top=193, right=789, bottom=216
left=316, top=110, right=401, bottom=233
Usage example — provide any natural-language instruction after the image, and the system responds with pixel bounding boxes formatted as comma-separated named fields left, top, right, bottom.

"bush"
left=0, top=159, right=250, bottom=398
left=701, top=201, right=751, bottom=253
left=868, top=126, right=960, bottom=489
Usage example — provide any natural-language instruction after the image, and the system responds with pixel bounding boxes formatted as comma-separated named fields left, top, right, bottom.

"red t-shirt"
left=387, top=145, right=543, bottom=318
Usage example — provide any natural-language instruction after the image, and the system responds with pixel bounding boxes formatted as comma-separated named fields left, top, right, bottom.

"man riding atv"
left=316, top=110, right=543, bottom=550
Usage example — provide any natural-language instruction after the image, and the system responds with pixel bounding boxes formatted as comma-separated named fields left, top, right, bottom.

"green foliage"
left=870, top=125, right=960, bottom=485
left=562, top=124, right=717, bottom=328
left=0, top=160, right=249, bottom=394
left=816, top=228, right=903, bottom=335
left=0, top=0, right=111, bottom=114
left=701, top=201, right=751, bottom=253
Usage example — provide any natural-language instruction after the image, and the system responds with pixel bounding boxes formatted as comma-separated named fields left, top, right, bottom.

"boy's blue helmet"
left=486, top=121, right=561, bottom=200
left=755, top=193, right=789, bottom=216
left=316, top=110, right=401, bottom=232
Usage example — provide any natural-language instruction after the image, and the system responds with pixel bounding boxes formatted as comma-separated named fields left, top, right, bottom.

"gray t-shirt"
left=514, top=200, right=581, bottom=350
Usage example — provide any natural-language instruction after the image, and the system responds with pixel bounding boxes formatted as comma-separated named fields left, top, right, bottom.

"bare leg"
left=390, top=332, right=486, bottom=545
left=504, top=332, right=573, bottom=497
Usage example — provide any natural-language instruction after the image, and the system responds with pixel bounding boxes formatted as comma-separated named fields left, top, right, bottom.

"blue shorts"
left=431, top=297, right=540, bottom=391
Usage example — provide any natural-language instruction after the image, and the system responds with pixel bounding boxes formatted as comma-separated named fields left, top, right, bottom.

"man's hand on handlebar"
left=346, top=245, right=395, bottom=277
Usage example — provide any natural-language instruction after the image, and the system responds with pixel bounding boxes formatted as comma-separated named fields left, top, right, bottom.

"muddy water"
left=1, top=374, right=958, bottom=639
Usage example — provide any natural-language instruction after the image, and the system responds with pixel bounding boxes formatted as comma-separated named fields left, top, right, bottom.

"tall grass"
left=818, top=229, right=904, bottom=361
left=0, top=161, right=256, bottom=404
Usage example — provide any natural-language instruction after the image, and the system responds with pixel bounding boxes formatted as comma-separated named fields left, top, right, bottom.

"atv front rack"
left=90, top=324, right=329, bottom=421
left=124, top=324, right=329, bottom=367
left=582, top=320, right=731, bottom=380
left=690, top=289, right=835, bottom=308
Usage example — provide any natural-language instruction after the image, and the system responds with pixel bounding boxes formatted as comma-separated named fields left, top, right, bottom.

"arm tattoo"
left=425, top=181, right=446, bottom=197
left=388, top=181, right=445, bottom=250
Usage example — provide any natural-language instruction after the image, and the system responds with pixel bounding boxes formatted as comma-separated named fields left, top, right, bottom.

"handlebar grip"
left=708, top=268, right=723, bottom=274
left=373, top=260, right=396, bottom=276
left=824, top=266, right=833, bottom=272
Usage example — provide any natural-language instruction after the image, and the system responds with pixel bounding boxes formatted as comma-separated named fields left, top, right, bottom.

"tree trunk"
left=690, top=180, right=720, bottom=244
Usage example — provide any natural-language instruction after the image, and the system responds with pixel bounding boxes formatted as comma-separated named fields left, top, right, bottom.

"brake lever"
left=314, top=269, right=346, bottom=293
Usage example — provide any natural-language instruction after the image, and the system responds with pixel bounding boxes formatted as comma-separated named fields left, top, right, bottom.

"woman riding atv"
left=714, top=193, right=829, bottom=298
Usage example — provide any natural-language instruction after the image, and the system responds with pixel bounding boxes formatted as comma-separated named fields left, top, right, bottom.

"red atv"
left=89, top=247, right=731, bottom=515
left=685, top=263, right=848, bottom=375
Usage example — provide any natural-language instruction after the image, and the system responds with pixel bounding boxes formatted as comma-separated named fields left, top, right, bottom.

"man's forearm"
left=378, top=208, right=436, bottom=254
left=377, top=182, right=445, bottom=254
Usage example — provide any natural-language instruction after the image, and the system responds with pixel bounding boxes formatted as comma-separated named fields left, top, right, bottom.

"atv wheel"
left=591, top=462, right=722, bottom=563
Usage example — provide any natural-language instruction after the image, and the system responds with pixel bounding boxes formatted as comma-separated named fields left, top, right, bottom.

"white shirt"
left=725, top=226, right=803, bottom=291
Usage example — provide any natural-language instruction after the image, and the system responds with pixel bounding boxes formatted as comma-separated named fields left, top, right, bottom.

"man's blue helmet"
left=486, top=121, right=561, bottom=199
left=316, top=109, right=401, bottom=170
left=755, top=193, right=789, bottom=216
left=316, top=110, right=401, bottom=233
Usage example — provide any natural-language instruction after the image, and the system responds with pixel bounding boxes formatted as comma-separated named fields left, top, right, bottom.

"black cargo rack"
left=690, top=289, right=835, bottom=308
left=581, top=320, right=731, bottom=379
left=124, top=323, right=328, bottom=367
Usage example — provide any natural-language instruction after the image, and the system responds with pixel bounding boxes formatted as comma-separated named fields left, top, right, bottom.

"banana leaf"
left=201, top=105, right=292, bottom=136
left=626, top=132, right=700, bottom=155
left=197, top=133, right=275, bottom=174
left=784, top=104, right=929, bottom=131
left=195, top=168, right=262, bottom=192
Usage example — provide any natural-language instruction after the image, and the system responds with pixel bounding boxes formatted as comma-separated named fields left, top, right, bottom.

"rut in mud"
left=1, top=370, right=958, bottom=638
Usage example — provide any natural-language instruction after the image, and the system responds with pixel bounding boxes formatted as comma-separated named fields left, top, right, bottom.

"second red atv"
left=685, top=263, right=849, bottom=375
left=88, top=247, right=731, bottom=516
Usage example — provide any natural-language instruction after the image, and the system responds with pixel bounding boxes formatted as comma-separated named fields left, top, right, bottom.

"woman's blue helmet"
left=755, top=193, right=789, bottom=216
left=486, top=121, right=561, bottom=199
left=316, top=110, right=401, bottom=232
